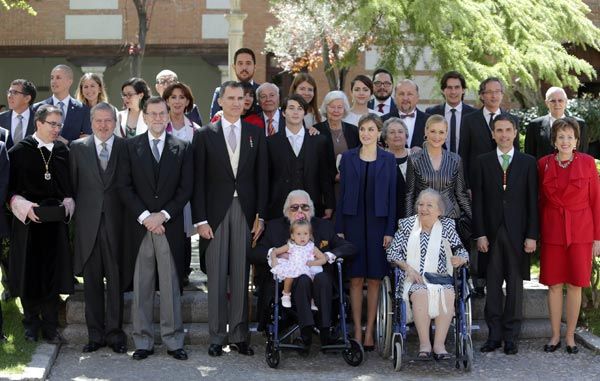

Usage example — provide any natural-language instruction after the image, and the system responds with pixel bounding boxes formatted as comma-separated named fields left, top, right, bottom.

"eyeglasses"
left=548, top=99, right=566, bottom=104
left=373, top=81, right=393, bottom=88
left=7, top=89, right=26, bottom=96
left=43, top=120, right=63, bottom=128
left=482, top=90, right=503, bottom=95
left=145, top=111, right=168, bottom=119
left=289, top=204, right=310, bottom=212
left=121, top=92, right=138, bottom=99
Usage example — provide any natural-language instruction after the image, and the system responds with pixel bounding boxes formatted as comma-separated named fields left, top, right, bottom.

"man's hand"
left=383, top=235, right=393, bottom=248
left=252, top=219, right=265, bottom=243
left=410, top=146, right=422, bottom=154
left=477, top=236, right=489, bottom=253
left=524, top=238, right=536, bottom=254
left=150, top=225, right=166, bottom=235
left=143, top=212, right=166, bottom=232
left=322, top=209, right=333, bottom=220
left=197, top=224, right=214, bottom=240
left=307, top=126, right=320, bottom=136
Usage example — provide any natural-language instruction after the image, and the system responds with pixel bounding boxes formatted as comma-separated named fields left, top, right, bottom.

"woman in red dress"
left=538, top=117, right=600, bottom=354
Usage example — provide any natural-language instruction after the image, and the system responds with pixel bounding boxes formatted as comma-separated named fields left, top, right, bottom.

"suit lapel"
left=505, top=153, right=522, bottom=190
left=157, top=134, right=178, bottom=192
left=213, top=122, right=235, bottom=179
left=103, top=136, right=121, bottom=186
left=135, top=133, right=157, bottom=189
left=238, top=123, right=250, bottom=173
left=84, top=135, right=103, bottom=185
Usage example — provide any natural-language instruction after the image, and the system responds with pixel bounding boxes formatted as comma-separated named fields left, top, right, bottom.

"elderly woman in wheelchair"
left=386, top=188, right=469, bottom=360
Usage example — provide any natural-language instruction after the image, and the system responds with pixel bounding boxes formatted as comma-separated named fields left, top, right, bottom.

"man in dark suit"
left=257, top=82, right=285, bottom=136
left=33, top=64, right=92, bottom=144
left=0, top=79, right=37, bottom=148
left=266, top=94, right=334, bottom=219
left=425, top=71, right=476, bottom=153
left=525, top=86, right=588, bottom=158
left=209, top=48, right=261, bottom=118
left=154, top=69, right=203, bottom=126
left=119, top=96, right=193, bottom=361
left=459, top=77, right=520, bottom=189
left=367, top=68, right=398, bottom=115
left=471, top=115, right=538, bottom=355
left=192, top=81, right=268, bottom=357
left=70, top=102, right=127, bottom=354
left=250, top=190, right=356, bottom=350
left=0, top=141, right=9, bottom=342
left=382, top=79, right=429, bottom=149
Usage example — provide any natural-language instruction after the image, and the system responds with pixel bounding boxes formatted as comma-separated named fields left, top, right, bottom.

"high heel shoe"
left=566, top=345, right=579, bottom=354
left=543, top=341, right=561, bottom=352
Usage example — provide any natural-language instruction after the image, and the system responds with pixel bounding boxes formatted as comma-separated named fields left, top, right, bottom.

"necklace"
left=555, top=153, right=574, bottom=169
left=331, top=129, right=343, bottom=143
left=38, top=147, right=53, bottom=180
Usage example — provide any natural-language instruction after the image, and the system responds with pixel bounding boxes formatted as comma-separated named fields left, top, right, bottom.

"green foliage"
left=0, top=0, right=36, bottom=15
left=294, top=0, right=600, bottom=95
left=0, top=297, right=37, bottom=374
left=567, top=96, right=600, bottom=142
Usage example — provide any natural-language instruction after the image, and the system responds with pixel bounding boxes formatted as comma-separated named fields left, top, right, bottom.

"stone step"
left=469, top=285, right=551, bottom=320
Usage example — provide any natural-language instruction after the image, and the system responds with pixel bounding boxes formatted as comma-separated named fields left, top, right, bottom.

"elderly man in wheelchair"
left=251, top=190, right=357, bottom=358
left=386, top=188, right=469, bottom=363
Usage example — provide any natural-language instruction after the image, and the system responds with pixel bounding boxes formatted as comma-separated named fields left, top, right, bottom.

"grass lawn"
left=0, top=290, right=37, bottom=374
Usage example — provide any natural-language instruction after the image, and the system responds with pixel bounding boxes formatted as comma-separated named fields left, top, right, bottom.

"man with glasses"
left=525, top=86, right=588, bottom=158
left=154, top=69, right=202, bottom=126
left=251, top=190, right=355, bottom=353
left=33, top=65, right=91, bottom=144
left=257, top=82, right=285, bottom=136
left=7, top=104, right=75, bottom=344
left=367, top=68, right=398, bottom=115
left=192, top=81, right=267, bottom=357
left=118, top=96, right=192, bottom=361
left=0, top=79, right=37, bottom=149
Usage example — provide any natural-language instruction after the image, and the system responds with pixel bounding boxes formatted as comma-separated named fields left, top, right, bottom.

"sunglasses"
left=289, top=204, right=310, bottom=212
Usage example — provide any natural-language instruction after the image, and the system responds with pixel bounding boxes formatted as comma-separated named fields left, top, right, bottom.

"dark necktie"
left=450, top=108, right=457, bottom=153
left=488, top=112, right=495, bottom=131
left=377, top=103, right=385, bottom=113
left=400, top=113, right=415, bottom=119
left=14, top=114, right=24, bottom=145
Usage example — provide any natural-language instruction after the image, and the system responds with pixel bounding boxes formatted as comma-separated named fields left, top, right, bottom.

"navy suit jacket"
left=186, top=104, right=203, bottom=126
left=335, top=147, right=397, bottom=237
left=381, top=108, right=429, bottom=148
left=33, top=97, right=91, bottom=142
left=425, top=102, right=477, bottom=117
left=0, top=109, right=36, bottom=149
left=368, top=98, right=398, bottom=115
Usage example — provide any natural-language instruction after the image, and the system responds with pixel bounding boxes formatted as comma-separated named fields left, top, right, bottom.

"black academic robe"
left=7, top=136, right=74, bottom=298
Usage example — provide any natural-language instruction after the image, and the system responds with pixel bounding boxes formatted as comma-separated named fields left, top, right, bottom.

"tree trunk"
left=321, top=37, right=338, bottom=90
left=131, top=0, right=148, bottom=78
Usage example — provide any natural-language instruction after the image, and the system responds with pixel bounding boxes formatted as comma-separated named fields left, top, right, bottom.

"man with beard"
left=367, top=68, right=397, bottom=115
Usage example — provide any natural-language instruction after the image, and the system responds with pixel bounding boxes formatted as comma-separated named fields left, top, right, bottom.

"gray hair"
left=156, top=69, right=178, bottom=83
left=415, top=188, right=446, bottom=216
left=283, top=189, right=315, bottom=218
left=381, top=117, right=409, bottom=142
left=256, top=82, right=280, bottom=98
left=545, top=86, right=568, bottom=101
left=90, top=102, right=117, bottom=122
left=319, top=90, right=351, bottom=119
left=52, top=64, right=73, bottom=79
left=394, top=79, right=419, bottom=95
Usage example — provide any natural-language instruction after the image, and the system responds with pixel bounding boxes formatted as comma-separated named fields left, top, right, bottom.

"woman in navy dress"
left=336, top=113, right=397, bottom=350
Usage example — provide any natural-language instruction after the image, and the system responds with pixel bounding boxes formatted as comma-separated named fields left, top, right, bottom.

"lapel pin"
left=249, top=136, right=254, bottom=148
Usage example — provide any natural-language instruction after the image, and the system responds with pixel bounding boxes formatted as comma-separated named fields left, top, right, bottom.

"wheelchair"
left=376, top=265, right=474, bottom=371
left=264, top=258, right=364, bottom=368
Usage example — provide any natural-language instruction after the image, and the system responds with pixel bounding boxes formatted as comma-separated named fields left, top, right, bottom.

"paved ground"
left=47, top=338, right=599, bottom=381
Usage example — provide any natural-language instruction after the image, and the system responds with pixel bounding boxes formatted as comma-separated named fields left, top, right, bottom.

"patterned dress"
left=271, top=241, right=322, bottom=280
left=387, top=216, right=468, bottom=296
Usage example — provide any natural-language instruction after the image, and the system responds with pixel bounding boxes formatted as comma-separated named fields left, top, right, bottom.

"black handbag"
left=424, top=272, right=454, bottom=285
left=33, top=199, right=66, bottom=223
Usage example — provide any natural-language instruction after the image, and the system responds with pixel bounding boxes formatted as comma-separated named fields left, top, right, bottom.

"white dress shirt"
left=52, top=95, right=72, bottom=120
left=94, top=134, right=114, bottom=160
left=11, top=108, right=30, bottom=141
left=483, top=107, right=501, bottom=131
left=496, top=147, right=514, bottom=168
left=374, top=97, right=392, bottom=115
left=444, top=103, right=464, bottom=150
left=286, top=126, right=305, bottom=156
left=138, top=131, right=170, bottom=224
left=400, top=109, right=417, bottom=147
left=33, top=132, right=54, bottom=151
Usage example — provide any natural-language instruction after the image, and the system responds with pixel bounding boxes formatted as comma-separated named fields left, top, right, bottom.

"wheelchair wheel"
left=265, top=341, right=280, bottom=368
left=342, top=338, right=364, bottom=367
left=392, top=335, right=403, bottom=371
left=462, top=334, right=473, bottom=372
left=376, top=276, right=393, bottom=358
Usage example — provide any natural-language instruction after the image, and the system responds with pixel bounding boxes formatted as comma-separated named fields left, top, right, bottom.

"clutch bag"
left=33, top=199, right=66, bottom=223
left=424, top=272, right=454, bottom=285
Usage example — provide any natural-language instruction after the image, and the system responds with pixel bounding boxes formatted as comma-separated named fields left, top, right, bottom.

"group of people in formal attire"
left=0, top=47, right=598, bottom=365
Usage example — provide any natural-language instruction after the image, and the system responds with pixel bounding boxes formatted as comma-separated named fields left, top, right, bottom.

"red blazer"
left=538, top=152, right=600, bottom=246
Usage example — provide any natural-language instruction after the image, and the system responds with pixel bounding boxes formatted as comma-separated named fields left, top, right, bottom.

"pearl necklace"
left=555, top=153, right=574, bottom=169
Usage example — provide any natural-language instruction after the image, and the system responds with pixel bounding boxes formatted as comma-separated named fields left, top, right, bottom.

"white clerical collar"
left=33, top=133, right=54, bottom=151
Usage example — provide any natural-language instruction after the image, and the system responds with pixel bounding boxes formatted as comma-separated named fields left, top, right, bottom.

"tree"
left=0, top=0, right=36, bottom=14
left=265, top=0, right=600, bottom=103
left=128, top=0, right=157, bottom=78
left=264, top=0, right=375, bottom=91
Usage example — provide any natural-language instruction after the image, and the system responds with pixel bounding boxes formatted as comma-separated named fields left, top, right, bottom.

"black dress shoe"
left=110, top=343, right=128, bottom=354
left=480, top=340, right=501, bottom=352
left=504, top=341, right=518, bottom=355
left=231, top=342, right=254, bottom=356
left=566, top=345, right=579, bottom=354
left=24, top=329, right=38, bottom=342
left=132, top=348, right=154, bottom=360
left=82, top=341, right=106, bottom=353
left=167, top=348, right=188, bottom=360
left=208, top=344, right=223, bottom=357
left=472, top=286, right=486, bottom=298
left=543, top=341, right=561, bottom=352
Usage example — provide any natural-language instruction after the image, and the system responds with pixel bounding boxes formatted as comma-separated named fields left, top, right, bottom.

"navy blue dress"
left=336, top=148, right=397, bottom=279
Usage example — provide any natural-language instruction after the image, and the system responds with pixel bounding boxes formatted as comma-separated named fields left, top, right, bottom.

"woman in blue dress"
left=336, top=113, right=397, bottom=350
